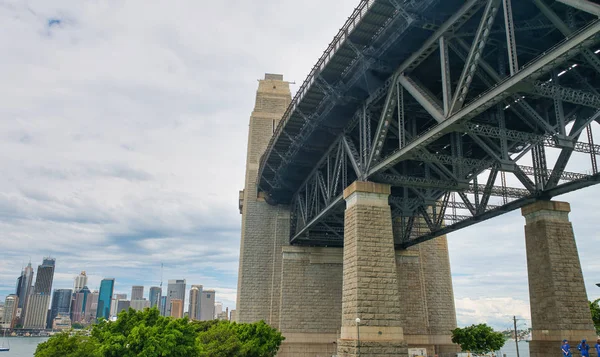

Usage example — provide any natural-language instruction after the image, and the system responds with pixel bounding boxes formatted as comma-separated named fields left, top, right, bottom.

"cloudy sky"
left=0, top=0, right=598, bottom=329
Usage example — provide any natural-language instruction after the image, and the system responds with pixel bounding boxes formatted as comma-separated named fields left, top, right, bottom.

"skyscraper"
left=74, top=271, right=87, bottom=292
left=188, top=285, right=202, bottom=320
left=33, top=258, right=56, bottom=294
left=85, top=291, right=99, bottom=323
left=214, top=301, right=223, bottom=320
left=71, top=286, right=90, bottom=323
left=16, top=262, right=34, bottom=320
left=49, top=289, right=72, bottom=329
left=149, top=287, right=161, bottom=310
left=165, top=279, right=186, bottom=317
left=24, top=258, right=56, bottom=328
left=131, top=286, right=144, bottom=301
left=3, top=295, right=19, bottom=328
left=96, top=278, right=115, bottom=320
left=200, top=289, right=215, bottom=321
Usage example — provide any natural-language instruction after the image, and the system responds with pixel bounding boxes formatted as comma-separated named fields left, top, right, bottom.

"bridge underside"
left=257, top=0, right=600, bottom=249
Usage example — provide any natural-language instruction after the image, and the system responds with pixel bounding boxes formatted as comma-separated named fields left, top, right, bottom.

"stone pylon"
left=337, top=182, right=408, bottom=357
left=522, top=201, right=597, bottom=357
left=236, top=74, right=291, bottom=326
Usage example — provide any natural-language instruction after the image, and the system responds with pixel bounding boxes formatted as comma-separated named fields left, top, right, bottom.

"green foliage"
left=71, top=323, right=85, bottom=330
left=35, top=331, right=101, bottom=357
left=34, top=308, right=285, bottom=357
left=451, top=323, right=506, bottom=354
left=590, top=299, right=600, bottom=335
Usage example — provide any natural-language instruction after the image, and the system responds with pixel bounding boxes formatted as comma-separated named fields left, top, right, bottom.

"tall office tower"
left=149, top=287, right=161, bottom=309
left=165, top=279, right=186, bottom=317
left=33, top=258, right=56, bottom=294
left=110, top=298, right=118, bottom=318
left=16, top=262, right=34, bottom=320
left=3, top=295, right=19, bottom=328
left=200, top=289, right=215, bottom=321
left=188, top=285, right=202, bottom=320
left=48, top=289, right=72, bottom=329
left=73, top=271, right=87, bottom=292
left=131, top=286, right=144, bottom=301
left=71, top=286, right=90, bottom=323
left=214, top=301, right=223, bottom=319
left=85, top=291, right=99, bottom=323
left=170, top=299, right=183, bottom=319
left=115, top=300, right=130, bottom=315
left=24, top=258, right=56, bottom=328
left=114, top=293, right=127, bottom=300
left=96, top=278, right=115, bottom=320
left=160, top=296, right=167, bottom=316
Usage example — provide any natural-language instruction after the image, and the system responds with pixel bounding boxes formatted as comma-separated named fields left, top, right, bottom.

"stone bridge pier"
left=522, top=201, right=597, bottom=357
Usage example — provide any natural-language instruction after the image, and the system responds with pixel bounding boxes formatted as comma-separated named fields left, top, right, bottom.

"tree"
left=35, top=331, right=101, bottom=357
left=451, top=324, right=505, bottom=355
left=590, top=299, right=600, bottom=335
left=34, top=309, right=285, bottom=357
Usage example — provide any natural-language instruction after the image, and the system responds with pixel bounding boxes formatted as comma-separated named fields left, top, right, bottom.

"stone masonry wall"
left=522, top=201, right=597, bottom=357
left=396, top=247, right=429, bottom=336
left=237, top=75, right=291, bottom=325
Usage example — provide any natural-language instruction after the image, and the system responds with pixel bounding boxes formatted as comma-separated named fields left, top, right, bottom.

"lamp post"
left=355, top=317, right=361, bottom=357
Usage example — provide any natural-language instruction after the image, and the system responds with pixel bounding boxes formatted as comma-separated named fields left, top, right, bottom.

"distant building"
left=110, top=298, right=118, bottom=318
left=160, top=296, right=167, bottom=316
left=188, top=285, right=202, bottom=320
left=71, top=286, right=90, bottom=323
left=73, top=271, right=88, bottom=292
left=170, top=299, right=183, bottom=319
left=48, top=289, right=72, bottom=329
left=214, top=301, right=223, bottom=319
left=16, top=262, right=34, bottom=324
left=23, top=294, right=51, bottom=328
left=52, top=314, right=72, bottom=330
left=97, top=278, right=115, bottom=320
left=2, top=295, right=19, bottom=328
left=114, top=293, right=127, bottom=300
left=130, top=299, right=150, bottom=311
left=24, top=257, right=56, bottom=329
left=116, top=300, right=130, bottom=315
left=230, top=309, right=236, bottom=322
left=217, top=311, right=228, bottom=320
left=200, top=290, right=215, bottom=321
left=149, top=287, right=161, bottom=310
left=131, top=286, right=144, bottom=301
left=165, top=279, right=186, bottom=317
left=85, top=291, right=99, bottom=323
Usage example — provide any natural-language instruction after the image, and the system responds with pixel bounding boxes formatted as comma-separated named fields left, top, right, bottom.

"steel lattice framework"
left=257, top=0, right=600, bottom=248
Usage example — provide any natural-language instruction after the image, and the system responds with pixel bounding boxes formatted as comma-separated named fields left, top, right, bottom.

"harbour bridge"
left=236, top=1, right=600, bottom=356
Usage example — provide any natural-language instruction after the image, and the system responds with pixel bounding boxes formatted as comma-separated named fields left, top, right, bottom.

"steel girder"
left=281, top=1, right=600, bottom=247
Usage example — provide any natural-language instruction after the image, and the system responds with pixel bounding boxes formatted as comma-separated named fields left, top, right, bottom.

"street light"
left=355, top=318, right=361, bottom=357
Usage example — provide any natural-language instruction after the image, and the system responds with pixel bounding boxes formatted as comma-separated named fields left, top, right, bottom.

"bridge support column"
left=522, top=200, right=597, bottom=357
left=337, top=182, right=408, bottom=357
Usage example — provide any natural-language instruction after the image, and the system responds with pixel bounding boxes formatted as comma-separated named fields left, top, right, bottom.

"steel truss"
left=264, top=0, right=600, bottom=247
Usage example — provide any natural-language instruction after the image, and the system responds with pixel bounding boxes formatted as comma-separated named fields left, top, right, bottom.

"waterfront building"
left=165, top=279, right=186, bottom=317
left=23, top=293, right=51, bottom=328
left=96, top=278, right=115, bottom=320
left=73, top=271, right=87, bottom=292
left=71, top=286, right=90, bottom=323
left=48, top=289, right=72, bottom=329
left=149, top=287, right=161, bottom=310
left=52, top=314, right=72, bottom=330
left=2, top=295, right=19, bottom=328
left=131, top=286, right=144, bottom=301
left=200, top=289, right=215, bottom=321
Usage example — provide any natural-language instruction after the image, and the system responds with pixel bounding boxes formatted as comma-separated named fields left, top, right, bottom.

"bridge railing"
left=258, top=0, right=376, bottom=180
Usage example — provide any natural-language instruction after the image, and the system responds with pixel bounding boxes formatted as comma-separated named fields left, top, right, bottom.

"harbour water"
left=0, top=337, right=48, bottom=357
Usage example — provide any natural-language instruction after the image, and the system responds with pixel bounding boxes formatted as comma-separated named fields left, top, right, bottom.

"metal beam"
left=556, top=0, right=600, bottom=17
left=398, top=75, right=445, bottom=123
left=440, top=36, right=453, bottom=116
left=290, top=195, right=344, bottom=244
left=371, top=20, right=600, bottom=176
left=502, top=0, right=519, bottom=75
left=450, top=0, right=502, bottom=114
left=528, top=81, right=600, bottom=108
